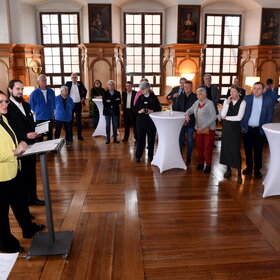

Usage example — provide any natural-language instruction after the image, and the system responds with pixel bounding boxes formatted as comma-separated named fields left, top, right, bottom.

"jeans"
left=179, top=126, right=195, bottom=158
left=105, top=109, right=118, bottom=140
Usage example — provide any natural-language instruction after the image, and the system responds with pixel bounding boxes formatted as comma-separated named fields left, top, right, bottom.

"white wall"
left=165, top=5, right=177, bottom=44
left=112, top=4, right=121, bottom=43
left=9, top=0, right=22, bottom=43
left=21, top=4, right=37, bottom=44
left=0, top=0, right=11, bottom=43
left=243, top=7, right=262, bottom=46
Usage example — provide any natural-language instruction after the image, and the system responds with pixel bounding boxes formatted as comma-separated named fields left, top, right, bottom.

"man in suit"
left=122, top=81, right=137, bottom=142
left=226, top=77, right=246, bottom=99
left=201, top=73, right=220, bottom=114
left=166, top=77, right=187, bottom=109
left=264, top=78, right=279, bottom=103
left=65, top=73, right=87, bottom=141
left=102, top=80, right=121, bottom=144
left=29, top=74, right=55, bottom=141
left=6, top=79, right=45, bottom=207
left=173, top=81, right=197, bottom=163
left=241, top=81, right=275, bottom=179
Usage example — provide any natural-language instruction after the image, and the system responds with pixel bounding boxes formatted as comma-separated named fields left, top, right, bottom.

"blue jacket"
left=241, top=94, right=274, bottom=135
left=29, top=87, right=56, bottom=120
left=55, top=95, right=74, bottom=122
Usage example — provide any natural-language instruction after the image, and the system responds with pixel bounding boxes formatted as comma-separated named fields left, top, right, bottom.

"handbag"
left=196, top=105, right=210, bottom=134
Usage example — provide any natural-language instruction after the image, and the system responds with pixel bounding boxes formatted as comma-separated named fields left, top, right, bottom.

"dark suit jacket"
left=122, top=90, right=137, bottom=115
left=241, top=94, right=274, bottom=135
left=173, top=92, right=197, bottom=128
left=65, top=81, right=87, bottom=102
left=166, top=86, right=184, bottom=101
left=201, top=84, right=220, bottom=114
left=6, top=100, right=36, bottom=144
left=102, top=90, right=121, bottom=115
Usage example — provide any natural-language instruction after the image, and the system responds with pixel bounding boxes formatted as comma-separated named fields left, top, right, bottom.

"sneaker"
left=242, top=168, right=252, bottom=175
left=203, top=166, right=211, bottom=174
left=196, top=164, right=204, bottom=170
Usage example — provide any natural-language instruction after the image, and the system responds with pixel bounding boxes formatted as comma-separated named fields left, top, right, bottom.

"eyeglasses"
left=0, top=99, right=10, bottom=104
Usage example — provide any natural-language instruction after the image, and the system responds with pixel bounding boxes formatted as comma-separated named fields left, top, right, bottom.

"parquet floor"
left=8, top=127, right=280, bottom=280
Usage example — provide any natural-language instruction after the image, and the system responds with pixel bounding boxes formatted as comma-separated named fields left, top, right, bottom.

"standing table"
left=150, top=111, right=187, bottom=173
left=262, top=123, right=280, bottom=197
left=92, top=98, right=107, bottom=137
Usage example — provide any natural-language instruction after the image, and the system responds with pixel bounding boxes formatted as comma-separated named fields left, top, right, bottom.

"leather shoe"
left=242, top=168, right=252, bottom=175
left=0, top=246, right=24, bottom=253
left=203, top=166, right=211, bottom=174
left=23, top=224, right=45, bottom=239
left=148, top=156, right=153, bottom=162
left=29, top=199, right=45, bottom=206
left=29, top=214, right=35, bottom=220
left=224, top=169, right=232, bottom=178
left=114, top=139, right=120, bottom=143
left=237, top=175, right=242, bottom=184
left=196, top=164, right=204, bottom=170
left=254, top=170, right=263, bottom=179
left=106, top=139, right=110, bottom=144
left=136, top=158, right=141, bottom=163
left=186, top=157, right=191, bottom=163
left=78, top=136, right=84, bottom=140
left=122, top=138, right=128, bottom=142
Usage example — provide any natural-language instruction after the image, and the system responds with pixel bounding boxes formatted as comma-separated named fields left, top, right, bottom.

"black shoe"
left=224, top=169, right=232, bottom=178
left=203, top=166, right=211, bottom=174
left=148, top=156, right=153, bottom=162
left=78, top=136, right=84, bottom=140
left=237, top=175, right=242, bottom=184
left=29, top=214, right=35, bottom=220
left=254, top=170, right=263, bottom=179
left=196, top=164, right=204, bottom=170
left=29, top=199, right=45, bottom=206
left=114, top=139, right=120, bottom=143
left=23, top=224, right=45, bottom=239
left=186, top=157, right=191, bottom=163
left=136, top=158, right=141, bottom=163
left=106, top=139, right=110, bottom=144
left=0, top=246, right=24, bottom=253
left=122, top=138, right=128, bottom=142
left=242, top=168, right=252, bottom=175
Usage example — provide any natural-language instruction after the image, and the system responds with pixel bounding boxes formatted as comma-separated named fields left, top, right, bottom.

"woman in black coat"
left=134, top=81, right=161, bottom=162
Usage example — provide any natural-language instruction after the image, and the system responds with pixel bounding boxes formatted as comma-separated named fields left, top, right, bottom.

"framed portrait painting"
left=177, top=5, right=201, bottom=44
left=88, top=4, right=112, bottom=43
left=260, top=8, right=280, bottom=45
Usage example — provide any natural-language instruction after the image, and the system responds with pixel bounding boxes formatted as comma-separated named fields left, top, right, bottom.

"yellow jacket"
left=0, top=115, right=18, bottom=182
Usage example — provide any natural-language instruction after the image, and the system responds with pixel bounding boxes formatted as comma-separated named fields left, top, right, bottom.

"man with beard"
left=5, top=79, right=45, bottom=207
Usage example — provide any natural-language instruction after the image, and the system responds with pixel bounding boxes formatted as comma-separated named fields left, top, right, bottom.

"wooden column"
left=78, top=43, right=126, bottom=93
left=239, top=45, right=280, bottom=92
left=161, top=44, right=206, bottom=95
left=0, top=43, right=43, bottom=92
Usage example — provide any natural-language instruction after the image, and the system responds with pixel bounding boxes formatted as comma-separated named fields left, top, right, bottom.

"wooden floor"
left=9, top=127, right=280, bottom=280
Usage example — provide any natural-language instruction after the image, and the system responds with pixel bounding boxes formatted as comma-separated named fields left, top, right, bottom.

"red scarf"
left=198, top=102, right=206, bottom=109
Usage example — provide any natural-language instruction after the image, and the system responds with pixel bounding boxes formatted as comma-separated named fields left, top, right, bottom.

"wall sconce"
left=182, top=73, right=195, bottom=80
left=166, top=76, right=181, bottom=87
left=23, top=86, right=35, bottom=96
left=245, top=76, right=260, bottom=89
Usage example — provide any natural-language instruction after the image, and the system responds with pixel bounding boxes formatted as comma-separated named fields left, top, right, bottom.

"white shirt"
left=10, top=97, right=26, bottom=116
left=42, top=89, right=47, bottom=103
left=221, top=99, right=246, bottom=121
left=70, top=83, right=81, bottom=103
left=248, top=96, right=263, bottom=127
left=126, top=91, right=132, bottom=109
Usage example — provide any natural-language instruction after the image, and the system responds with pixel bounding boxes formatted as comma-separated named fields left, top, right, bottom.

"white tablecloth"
left=92, top=98, right=112, bottom=137
left=150, top=111, right=187, bottom=173
left=262, top=123, right=280, bottom=197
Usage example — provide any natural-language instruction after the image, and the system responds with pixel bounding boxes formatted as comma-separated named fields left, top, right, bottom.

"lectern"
left=21, top=138, right=73, bottom=259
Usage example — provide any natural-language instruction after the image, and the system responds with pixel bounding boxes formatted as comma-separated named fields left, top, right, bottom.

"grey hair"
left=60, top=85, right=68, bottom=93
left=203, top=73, right=212, bottom=79
left=140, top=78, right=149, bottom=83
left=37, top=74, right=46, bottom=81
left=108, top=80, right=115, bottom=85
left=196, top=87, right=206, bottom=95
left=71, top=73, right=78, bottom=78
left=139, top=81, right=150, bottom=91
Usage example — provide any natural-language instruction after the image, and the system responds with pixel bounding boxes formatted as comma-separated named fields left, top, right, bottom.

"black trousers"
left=36, top=119, right=54, bottom=142
left=243, top=127, right=265, bottom=171
left=0, top=172, right=35, bottom=250
left=55, top=120, right=72, bottom=142
left=71, top=102, right=82, bottom=138
left=136, top=118, right=156, bottom=159
left=21, top=155, right=38, bottom=202
left=123, top=109, right=136, bottom=140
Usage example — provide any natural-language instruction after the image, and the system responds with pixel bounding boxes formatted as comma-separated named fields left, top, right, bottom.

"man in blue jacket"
left=241, top=81, right=274, bottom=179
left=29, top=74, right=56, bottom=141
